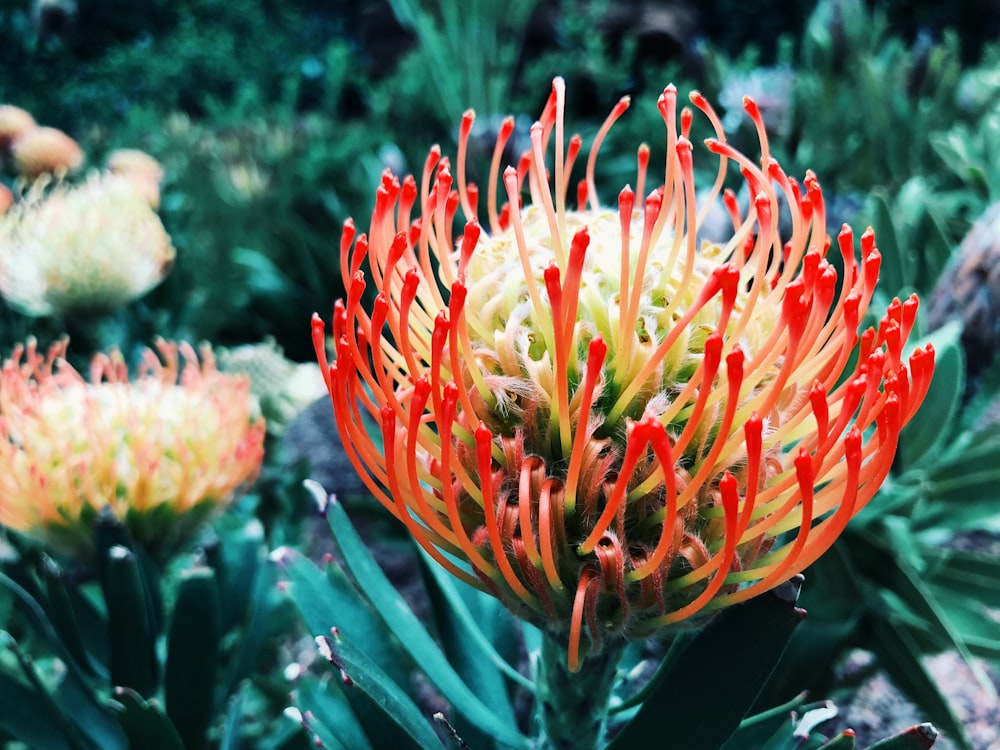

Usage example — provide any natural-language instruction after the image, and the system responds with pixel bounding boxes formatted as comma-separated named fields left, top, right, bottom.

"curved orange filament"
left=475, top=422, right=537, bottom=609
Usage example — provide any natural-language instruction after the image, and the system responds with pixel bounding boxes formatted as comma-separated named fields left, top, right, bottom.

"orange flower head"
left=313, top=79, right=935, bottom=670
left=0, top=339, right=266, bottom=560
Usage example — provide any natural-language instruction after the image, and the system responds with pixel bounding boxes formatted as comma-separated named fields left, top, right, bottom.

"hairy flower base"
left=0, top=339, right=266, bottom=560
left=315, top=79, right=934, bottom=670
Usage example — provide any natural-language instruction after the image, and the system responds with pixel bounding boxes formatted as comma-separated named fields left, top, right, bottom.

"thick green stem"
left=536, top=635, right=625, bottom=750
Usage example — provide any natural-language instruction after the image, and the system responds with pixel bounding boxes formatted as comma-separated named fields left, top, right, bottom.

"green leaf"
left=94, top=509, right=136, bottom=591
left=312, top=484, right=531, bottom=749
left=0, top=668, right=76, bottom=750
left=219, top=682, right=247, bottom=750
left=0, top=575, right=127, bottom=750
left=165, top=567, right=223, bottom=750
left=857, top=526, right=992, bottom=695
left=820, top=731, right=858, bottom=749
left=272, top=546, right=425, bottom=750
left=730, top=694, right=842, bottom=750
left=898, top=321, right=963, bottom=471
left=870, top=620, right=969, bottom=750
left=418, top=548, right=532, bottom=691
left=40, top=563, right=97, bottom=678
left=743, top=714, right=797, bottom=750
left=911, top=209, right=953, bottom=295
left=612, top=584, right=806, bottom=750
left=733, top=692, right=810, bottom=747
left=294, top=673, right=374, bottom=750
left=420, top=554, right=520, bottom=750
left=315, top=629, right=444, bottom=750
left=233, top=247, right=296, bottom=296
left=758, top=546, right=863, bottom=707
left=921, top=588, right=1000, bottom=657
left=865, top=723, right=939, bottom=750
left=105, top=546, right=158, bottom=697
left=111, top=688, right=186, bottom=750
left=871, top=193, right=908, bottom=293
left=922, top=547, right=1000, bottom=609
left=60, top=578, right=110, bottom=678
left=207, top=517, right=266, bottom=632
left=271, top=546, right=409, bottom=685
left=756, top=715, right=801, bottom=750
left=0, top=632, right=85, bottom=750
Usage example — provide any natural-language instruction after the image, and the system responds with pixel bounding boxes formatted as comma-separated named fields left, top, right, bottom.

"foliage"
left=0, top=501, right=305, bottom=749
left=274, top=484, right=942, bottom=750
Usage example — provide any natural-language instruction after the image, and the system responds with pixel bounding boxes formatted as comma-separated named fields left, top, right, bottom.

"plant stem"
left=536, top=634, right=625, bottom=750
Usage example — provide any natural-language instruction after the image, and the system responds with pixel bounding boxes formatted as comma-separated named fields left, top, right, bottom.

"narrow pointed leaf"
left=271, top=546, right=408, bottom=686
left=225, top=555, right=275, bottom=691
left=41, top=564, right=95, bottom=677
left=728, top=692, right=810, bottom=748
left=611, top=585, right=806, bottom=750
left=820, top=731, right=857, bottom=749
left=871, top=620, right=968, bottom=750
left=106, top=546, right=158, bottom=697
left=420, top=554, right=519, bottom=750
left=111, top=688, right=185, bottom=750
left=294, top=673, right=374, bottom=750
left=898, top=322, right=963, bottom=471
left=0, top=576, right=126, bottom=749
left=419, top=548, right=532, bottom=691
left=1, top=632, right=88, bottom=750
left=165, top=567, right=223, bottom=750
left=871, top=194, right=907, bottom=292
left=0, top=668, right=75, bottom=750
left=318, top=489, right=530, bottom=749
left=315, top=629, right=444, bottom=750
left=273, top=547, right=433, bottom=749
left=219, top=682, right=246, bottom=750
left=865, top=723, right=938, bottom=750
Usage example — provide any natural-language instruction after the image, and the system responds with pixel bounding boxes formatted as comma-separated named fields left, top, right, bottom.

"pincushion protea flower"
left=313, top=78, right=934, bottom=674
left=0, top=172, right=175, bottom=316
left=0, top=339, right=266, bottom=560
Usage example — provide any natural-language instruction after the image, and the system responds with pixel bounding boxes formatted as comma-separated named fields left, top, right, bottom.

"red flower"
left=314, top=78, right=934, bottom=670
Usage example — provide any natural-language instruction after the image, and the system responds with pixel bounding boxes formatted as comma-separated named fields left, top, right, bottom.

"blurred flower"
left=0, top=172, right=175, bottom=316
left=226, top=160, right=271, bottom=202
left=218, top=339, right=326, bottom=435
left=314, top=78, right=935, bottom=670
left=10, top=126, right=84, bottom=179
left=0, top=338, right=266, bottom=559
left=106, top=148, right=165, bottom=208
left=0, top=105, right=36, bottom=151
left=0, top=184, right=11, bottom=216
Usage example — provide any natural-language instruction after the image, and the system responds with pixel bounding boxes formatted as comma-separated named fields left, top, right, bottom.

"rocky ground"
left=833, top=652, right=1000, bottom=750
